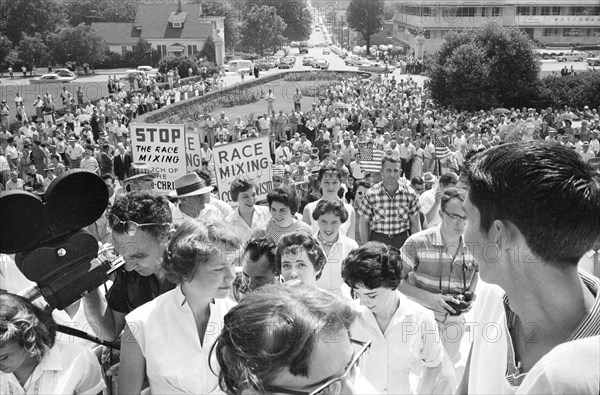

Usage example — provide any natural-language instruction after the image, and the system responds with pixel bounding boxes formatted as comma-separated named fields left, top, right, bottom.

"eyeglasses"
left=442, top=210, right=468, bottom=222
left=263, top=339, right=371, bottom=395
left=107, top=214, right=170, bottom=236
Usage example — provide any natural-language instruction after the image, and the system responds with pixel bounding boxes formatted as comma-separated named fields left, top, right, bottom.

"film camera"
left=446, top=291, right=474, bottom=316
left=0, top=170, right=122, bottom=311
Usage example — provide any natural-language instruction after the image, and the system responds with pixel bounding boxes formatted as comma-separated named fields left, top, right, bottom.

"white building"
left=391, top=1, right=600, bottom=56
left=92, top=0, right=225, bottom=65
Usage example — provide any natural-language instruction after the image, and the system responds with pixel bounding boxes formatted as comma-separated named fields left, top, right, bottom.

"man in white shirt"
left=65, top=137, right=85, bottom=169
left=589, top=130, right=599, bottom=155
left=580, top=142, right=596, bottom=162
left=399, top=137, right=416, bottom=179
left=275, top=140, right=292, bottom=163
left=265, top=89, right=275, bottom=114
left=257, top=113, right=270, bottom=136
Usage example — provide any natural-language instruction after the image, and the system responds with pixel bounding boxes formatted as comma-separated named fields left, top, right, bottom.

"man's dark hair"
left=438, top=172, right=459, bottom=187
left=381, top=155, right=400, bottom=168
left=101, top=173, right=115, bottom=183
left=109, top=191, right=172, bottom=239
left=466, top=141, right=600, bottom=265
left=244, top=237, right=277, bottom=273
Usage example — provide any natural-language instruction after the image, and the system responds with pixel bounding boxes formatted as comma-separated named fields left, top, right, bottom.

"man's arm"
left=410, top=212, right=422, bottom=234
left=425, top=186, right=443, bottom=224
left=359, top=215, right=370, bottom=245
left=82, top=287, right=126, bottom=341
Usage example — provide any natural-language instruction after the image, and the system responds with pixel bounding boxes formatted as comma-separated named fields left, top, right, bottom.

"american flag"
left=434, top=135, right=451, bottom=160
left=272, top=164, right=285, bottom=178
left=359, top=149, right=384, bottom=173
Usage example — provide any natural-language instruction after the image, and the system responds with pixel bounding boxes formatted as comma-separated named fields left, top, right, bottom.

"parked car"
left=322, top=48, right=330, bottom=55
left=30, top=73, right=75, bottom=84
left=120, top=70, right=147, bottom=81
left=302, top=56, right=315, bottom=66
left=255, top=59, right=275, bottom=70
left=313, top=59, right=329, bottom=70
left=358, top=62, right=396, bottom=73
left=345, top=55, right=367, bottom=66
left=586, top=56, right=600, bottom=66
left=53, top=68, right=77, bottom=79
left=267, top=56, right=280, bottom=66
left=556, top=51, right=586, bottom=62
left=283, top=56, right=296, bottom=65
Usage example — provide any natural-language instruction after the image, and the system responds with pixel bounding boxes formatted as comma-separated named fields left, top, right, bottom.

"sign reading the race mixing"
left=211, top=136, right=272, bottom=205
left=130, top=124, right=187, bottom=192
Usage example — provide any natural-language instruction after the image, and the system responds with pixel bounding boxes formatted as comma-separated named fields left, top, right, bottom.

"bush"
left=533, top=70, right=600, bottom=110
left=158, top=56, right=199, bottom=78
left=224, top=52, right=260, bottom=63
left=283, top=71, right=368, bottom=81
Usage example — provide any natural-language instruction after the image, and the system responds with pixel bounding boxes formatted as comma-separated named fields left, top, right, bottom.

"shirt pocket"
left=372, top=207, right=386, bottom=223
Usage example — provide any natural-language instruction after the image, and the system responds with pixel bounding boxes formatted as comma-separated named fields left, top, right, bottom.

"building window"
left=543, top=28, right=560, bottom=37
left=192, top=45, right=197, bottom=55
left=423, top=30, right=430, bottom=39
left=172, top=22, right=182, bottom=28
left=121, top=46, right=127, bottom=55
left=516, top=6, right=537, bottom=15
left=187, top=45, right=192, bottom=56
left=563, top=28, right=582, bottom=36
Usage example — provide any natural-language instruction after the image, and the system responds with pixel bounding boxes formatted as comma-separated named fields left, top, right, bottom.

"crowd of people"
left=1, top=67, right=600, bottom=395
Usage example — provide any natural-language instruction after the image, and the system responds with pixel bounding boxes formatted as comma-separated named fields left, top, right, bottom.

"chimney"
left=177, top=0, right=182, bottom=13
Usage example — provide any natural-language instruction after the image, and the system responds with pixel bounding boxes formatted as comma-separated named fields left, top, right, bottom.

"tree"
left=157, top=57, right=199, bottom=78
left=346, top=0, right=384, bottom=55
left=131, top=39, right=159, bottom=67
left=428, top=24, right=541, bottom=111
left=0, top=35, right=13, bottom=69
left=67, top=0, right=138, bottom=25
left=240, top=5, right=287, bottom=56
left=47, top=24, right=105, bottom=66
left=16, top=33, right=49, bottom=69
left=246, top=0, right=312, bottom=42
left=0, top=0, right=67, bottom=45
left=199, top=36, right=216, bottom=64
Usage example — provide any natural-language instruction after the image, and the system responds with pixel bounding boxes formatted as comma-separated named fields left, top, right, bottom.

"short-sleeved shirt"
left=350, top=292, right=446, bottom=394
left=356, top=181, right=420, bottom=235
left=106, top=269, right=175, bottom=314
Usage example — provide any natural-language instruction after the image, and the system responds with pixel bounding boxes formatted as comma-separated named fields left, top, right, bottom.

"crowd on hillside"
left=1, top=69, right=599, bottom=395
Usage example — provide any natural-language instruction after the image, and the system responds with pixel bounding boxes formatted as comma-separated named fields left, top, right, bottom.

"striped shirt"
left=400, top=225, right=478, bottom=296
left=356, top=181, right=420, bottom=235
left=503, top=271, right=600, bottom=387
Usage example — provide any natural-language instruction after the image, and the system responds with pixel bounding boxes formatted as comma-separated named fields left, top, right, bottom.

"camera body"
left=446, top=291, right=474, bottom=316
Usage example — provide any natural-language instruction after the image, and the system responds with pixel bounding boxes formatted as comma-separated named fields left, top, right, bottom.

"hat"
left=68, top=136, right=78, bottom=142
left=582, top=142, right=590, bottom=147
left=125, top=162, right=159, bottom=181
left=423, top=172, right=436, bottom=183
left=169, top=173, right=213, bottom=198
left=293, top=132, right=300, bottom=137
left=298, top=161, right=306, bottom=168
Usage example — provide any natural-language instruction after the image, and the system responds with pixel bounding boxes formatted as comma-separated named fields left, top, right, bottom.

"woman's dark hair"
left=466, top=141, right=600, bottom=266
left=353, top=179, right=371, bottom=194
left=230, top=178, right=257, bottom=202
left=109, top=190, right=172, bottom=239
left=267, top=187, right=299, bottom=215
left=342, top=241, right=402, bottom=290
left=162, top=219, right=242, bottom=284
left=211, top=285, right=357, bottom=394
left=312, top=199, right=349, bottom=223
left=275, top=232, right=326, bottom=279
left=317, top=164, right=342, bottom=183
left=0, top=293, right=57, bottom=363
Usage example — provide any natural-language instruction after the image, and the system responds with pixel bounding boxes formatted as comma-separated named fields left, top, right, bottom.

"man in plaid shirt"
left=357, top=156, right=421, bottom=247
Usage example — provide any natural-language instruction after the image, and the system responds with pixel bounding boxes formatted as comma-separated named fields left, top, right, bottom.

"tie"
left=593, top=251, right=600, bottom=279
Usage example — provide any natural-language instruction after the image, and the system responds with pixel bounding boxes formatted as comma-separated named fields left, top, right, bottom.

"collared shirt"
left=356, top=181, right=420, bottom=235
left=350, top=292, right=445, bottom=394
left=314, top=232, right=357, bottom=297
left=468, top=272, right=600, bottom=394
left=126, top=286, right=236, bottom=394
left=1, top=342, right=105, bottom=395
left=400, top=225, right=478, bottom=295
left=578, top=249, right=600, bottom=277
left=226, top=205, right=271, bottom=245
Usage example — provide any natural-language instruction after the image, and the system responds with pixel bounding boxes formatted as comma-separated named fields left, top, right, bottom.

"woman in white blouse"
left=302, top=165, right=356, bottom=240
left=313, top=200, right=357, bottom=298
left=118, top=220, right=240, bottom=394
left=225, top=178, right=271, bottom=245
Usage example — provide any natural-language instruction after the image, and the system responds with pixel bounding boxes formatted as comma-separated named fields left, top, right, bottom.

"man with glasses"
left=213, top=285, right=377, bottom=394
left=400, top=187, right=479, bottom=364
left=82, top=191, right=175, bottom=341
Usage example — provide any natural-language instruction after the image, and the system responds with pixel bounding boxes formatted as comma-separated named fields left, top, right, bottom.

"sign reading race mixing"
left=131, top=124, right=272, bottom=204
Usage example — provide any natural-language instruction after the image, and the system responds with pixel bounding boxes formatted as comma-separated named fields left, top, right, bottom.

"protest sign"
left=212, top=137, right=272, bottom=204
left=130, top=123, right=186, bottom=192
left=184, top=126, right=203, bottom=171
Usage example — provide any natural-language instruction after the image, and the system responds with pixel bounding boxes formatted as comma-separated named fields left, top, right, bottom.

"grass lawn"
left=208, top=79, right=338, bottom=123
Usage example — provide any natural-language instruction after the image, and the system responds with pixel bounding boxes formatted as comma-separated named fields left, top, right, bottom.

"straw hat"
left=125, top=162, right=159, bottom=181
left=169, top=173, right=213, bottom=198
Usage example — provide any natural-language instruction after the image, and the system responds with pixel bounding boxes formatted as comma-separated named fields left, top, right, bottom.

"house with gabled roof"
left=91, top=0, right=225, bottom=65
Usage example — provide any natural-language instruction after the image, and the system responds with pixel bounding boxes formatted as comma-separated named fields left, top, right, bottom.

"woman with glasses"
left=226, top=178, right=271, bottom=245
left=251, top=187, right=313, bottom=244
left=0, top=294, right=106, bottom=395
left=302, top=165, right=357, bottom=240
left=342, top=242, right=456, bottom=394
left=275, top=231, right=326, bottom=288
left=312, top=200, right=357, bottom=298
left=212, top=285, right=377, bottom=395
left=118, top=220, right=241, bottom=394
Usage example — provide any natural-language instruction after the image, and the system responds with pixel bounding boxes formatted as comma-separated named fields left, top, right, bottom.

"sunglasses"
left=107, top=214, right=170, bottom=236
left=263, top=339, right=371, bottom=395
